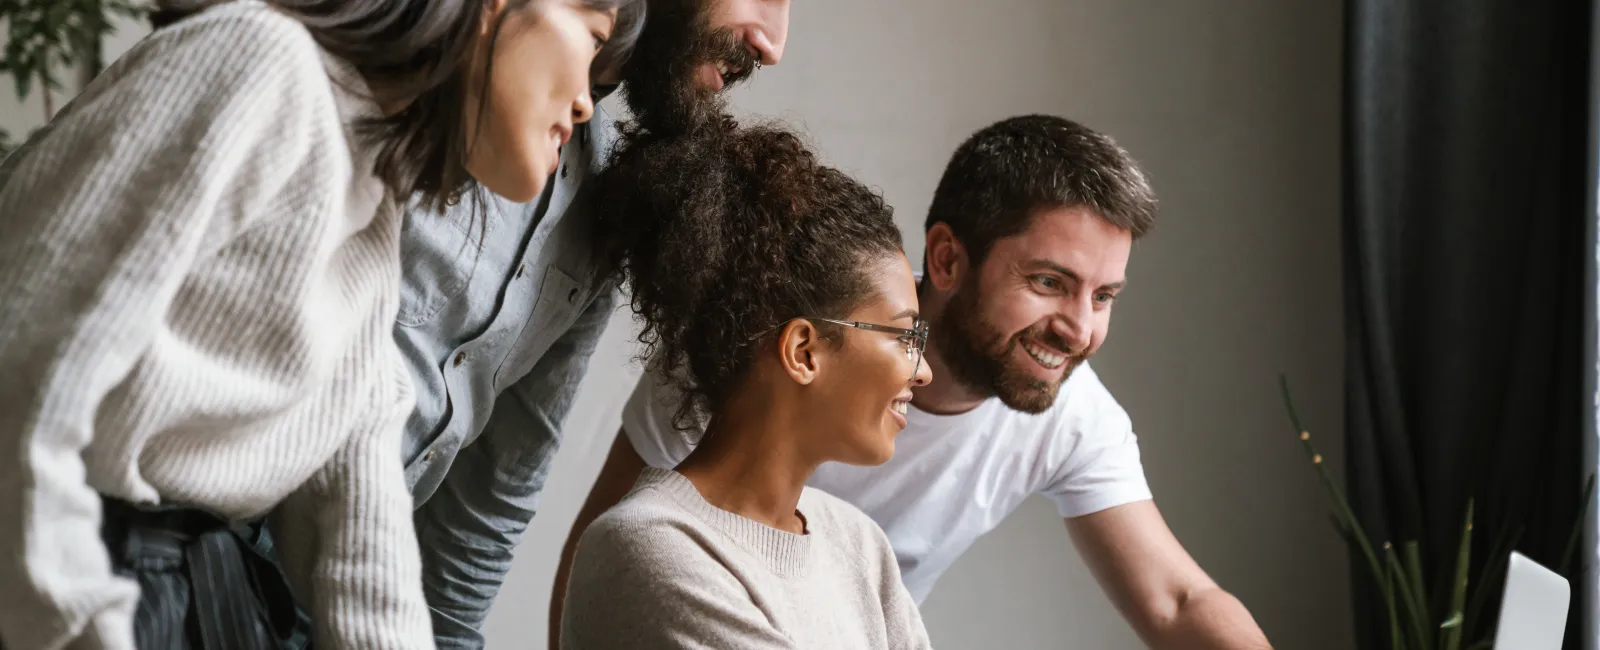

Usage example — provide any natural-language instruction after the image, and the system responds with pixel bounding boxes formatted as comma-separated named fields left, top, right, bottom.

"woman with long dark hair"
left=0, top=1, right=640, bottom=648
left=559, top=113, right=935, bottom=649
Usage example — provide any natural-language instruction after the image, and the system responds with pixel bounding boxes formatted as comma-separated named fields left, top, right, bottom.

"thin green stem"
left=1280, top=376, right=1402, bottom=648
left=1402, top=541, right=1428, bottom=623
left=1385, top=550, right=1407, bottom=650
left=1439, top=501, right=1474, bottom=650
left=1280, top=379, right=1386, bottom=591
left=1387, top=544, right=1432, bottom=650
left=1463, top=525, right=1521, bottom=644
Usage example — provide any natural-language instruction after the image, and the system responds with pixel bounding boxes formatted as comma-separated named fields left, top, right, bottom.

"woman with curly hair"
left=558, top=113, right=935, bottom=649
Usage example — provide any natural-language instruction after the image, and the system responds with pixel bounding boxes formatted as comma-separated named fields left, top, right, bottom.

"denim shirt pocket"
left=396, top=207, right=484, bottom=327
left=493, top=265, right=589, bottom=390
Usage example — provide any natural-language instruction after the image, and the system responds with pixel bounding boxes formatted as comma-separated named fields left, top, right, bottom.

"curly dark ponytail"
left=593, top=112, right=903, bottom=430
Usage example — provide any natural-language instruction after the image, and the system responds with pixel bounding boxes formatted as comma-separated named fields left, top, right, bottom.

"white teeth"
left=716, top=61, right=729, bottom=75
left=1021, top=339, right=1067, bottom=369
left=889, top=401, right=908, bottom=416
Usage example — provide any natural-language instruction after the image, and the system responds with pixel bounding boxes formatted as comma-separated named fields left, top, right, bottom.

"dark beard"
left=618, top=0, right=756, bottom=134
left=934, top=276, right=1085, bottom=414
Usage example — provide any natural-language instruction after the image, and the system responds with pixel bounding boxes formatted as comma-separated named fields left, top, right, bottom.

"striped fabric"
left=99, top=498, right=298, bottom=650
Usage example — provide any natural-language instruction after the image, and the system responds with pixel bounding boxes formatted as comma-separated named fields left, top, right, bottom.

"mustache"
left=1007, top=324, right=1086, bottom=361
left=699, top=27, right=758, bottom=87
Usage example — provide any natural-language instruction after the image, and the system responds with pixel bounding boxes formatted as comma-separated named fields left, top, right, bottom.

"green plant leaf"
left=1464, top=525, right=1522, bottom=644
left=1387, top=543, right=1432, bottom=650
left=108, top=0, right=148, bottom=19
left=1403, top=541, right=1428, bottom=623
left=1328, top=515, right=1361, bottom=553
left=1385, top=549, right=1408, bottom=650
left=1440, top=500, right=1474, bottom=650
left=0, top=0, right=150, bottom=104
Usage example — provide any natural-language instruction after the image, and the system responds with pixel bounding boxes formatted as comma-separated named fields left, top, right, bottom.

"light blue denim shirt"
left=395, top=100, right=621, bottom=649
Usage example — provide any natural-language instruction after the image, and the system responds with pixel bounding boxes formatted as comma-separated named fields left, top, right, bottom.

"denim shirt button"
left=516, top=264, right=526, bottom=279
left=453, top=351, right=466, bottom=367
left=567, top=288, right=579, bottom=303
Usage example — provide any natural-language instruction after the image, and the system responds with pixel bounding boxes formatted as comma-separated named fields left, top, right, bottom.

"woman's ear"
left=924, top=222, right=968, bottom=292
left=778, top=319, right=822, bottom=386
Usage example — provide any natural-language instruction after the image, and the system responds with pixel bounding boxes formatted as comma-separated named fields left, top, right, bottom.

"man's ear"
left=924, top=222, right=970, bottom=292
left=777, top=319, right=823, bottom=385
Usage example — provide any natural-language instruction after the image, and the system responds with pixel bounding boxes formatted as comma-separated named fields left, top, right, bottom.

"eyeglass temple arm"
left=809, top=317, right=922, bottom=338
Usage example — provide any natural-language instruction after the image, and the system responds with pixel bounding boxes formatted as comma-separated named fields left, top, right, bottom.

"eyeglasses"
left=805, top=317, right=929, bottom=381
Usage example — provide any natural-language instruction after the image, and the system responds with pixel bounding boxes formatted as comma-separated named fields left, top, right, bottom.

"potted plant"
left=1279, top=377, right=1594, bottom=650
left=0, top=0, right=148, bottom=158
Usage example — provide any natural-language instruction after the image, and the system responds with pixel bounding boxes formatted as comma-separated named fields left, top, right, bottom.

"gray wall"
left=3, top=2, right=1352, bottom=648
left=0, top=83, right=51, bottom=139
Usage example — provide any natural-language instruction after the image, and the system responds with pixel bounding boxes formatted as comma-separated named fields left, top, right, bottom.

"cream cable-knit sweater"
left=0, top=3, right=430, bottom=649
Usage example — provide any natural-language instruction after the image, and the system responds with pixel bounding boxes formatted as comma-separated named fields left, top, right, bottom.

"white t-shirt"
left=621, top=362, right=1153, bottom=604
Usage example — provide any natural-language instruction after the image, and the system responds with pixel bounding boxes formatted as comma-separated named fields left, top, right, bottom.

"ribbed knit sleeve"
left=271, top=364, right=432, bottom=650
left=0, top=7, right=357, bottom=650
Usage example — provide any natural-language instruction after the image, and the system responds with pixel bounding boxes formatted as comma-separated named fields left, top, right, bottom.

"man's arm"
left=549, top=429, right=647, bottom=649
left=412, top=288, right=617, bottom=650
left=1066, top=500, right=1271, bottom=650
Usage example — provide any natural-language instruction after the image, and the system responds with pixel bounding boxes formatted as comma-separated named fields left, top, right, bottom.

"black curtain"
left=1344, top=1, right=1594, bottom=649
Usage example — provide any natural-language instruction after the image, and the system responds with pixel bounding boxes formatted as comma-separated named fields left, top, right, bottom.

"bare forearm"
left=1146, top=588, right=1271, bottom=650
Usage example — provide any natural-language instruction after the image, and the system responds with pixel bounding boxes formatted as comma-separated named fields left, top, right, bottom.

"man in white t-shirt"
left=552, top=115, right=1272, bottom=649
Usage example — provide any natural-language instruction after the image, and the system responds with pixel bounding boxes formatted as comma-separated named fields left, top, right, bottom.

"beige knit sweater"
left=562, top=468, right=934, bottom=649
left=0, top=3, right=429, bottom=649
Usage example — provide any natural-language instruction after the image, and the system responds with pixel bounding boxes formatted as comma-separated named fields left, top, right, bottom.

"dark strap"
left=102, top=498, right=298, bottom=650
